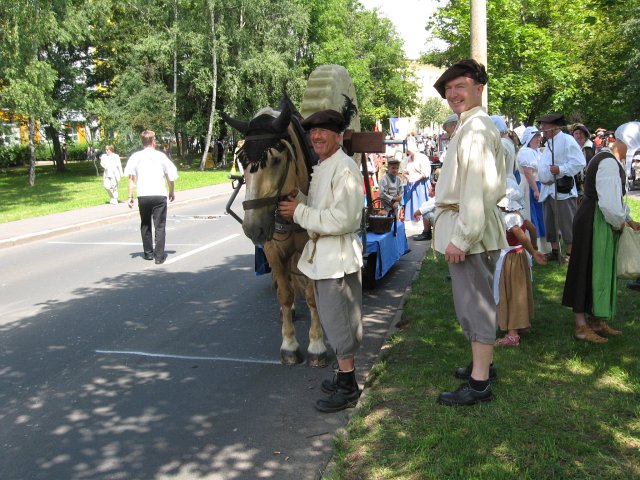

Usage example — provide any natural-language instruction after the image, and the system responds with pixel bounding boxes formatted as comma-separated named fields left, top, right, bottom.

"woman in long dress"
left=562, top=122, right=640, bottom=342
left=517, top=127, right=547, bottom=249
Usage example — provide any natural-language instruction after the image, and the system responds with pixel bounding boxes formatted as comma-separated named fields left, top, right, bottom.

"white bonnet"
left=614, top=121, right=640, bottom=152
left=490, top=115, right=508, bottom=134
left=497, top=177, right=524, bottom=212
left=521, top=126, right=540, bottom=148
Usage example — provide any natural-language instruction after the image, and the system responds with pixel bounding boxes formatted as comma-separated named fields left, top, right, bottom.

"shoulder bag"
left=617, top=226, right=640, bottom=279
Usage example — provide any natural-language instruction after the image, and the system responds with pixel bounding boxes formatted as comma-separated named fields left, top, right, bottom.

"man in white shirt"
left=125, top=130, right=179, bottom=264
left=432, top=59, right=507, bottom=406
left=537, top=113, right=586, bottom=262
left=278, top=108, right=364, bottom=413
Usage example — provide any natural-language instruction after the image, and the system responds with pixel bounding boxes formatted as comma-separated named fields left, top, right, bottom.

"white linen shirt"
left=537, top=131, right=585, bottom=202
left=596, top=153, right=630, bottom=229
left=433, top=106, right=507, bottom=254
left=124, top=148, right=178, bottom=197
left=100, top=152, right=123, bottom=181
left=293, top=149, right=364, bottom=280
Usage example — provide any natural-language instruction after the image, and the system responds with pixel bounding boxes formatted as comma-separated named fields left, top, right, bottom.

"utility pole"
left=470, top=0, right=488, bottom=107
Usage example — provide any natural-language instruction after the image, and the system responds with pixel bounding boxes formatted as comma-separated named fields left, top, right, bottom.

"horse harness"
left=241, top=134, right=306, bottom=238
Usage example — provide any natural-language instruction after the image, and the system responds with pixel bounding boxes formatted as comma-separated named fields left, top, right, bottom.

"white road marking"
left=95, top=349, right=281, bottom=365
left=164, top=234, right=241, bottom=265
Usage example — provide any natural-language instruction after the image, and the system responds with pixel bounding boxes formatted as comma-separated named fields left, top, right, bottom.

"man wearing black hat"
left=278, top=108, right=365, bottom=413
left=537, top=114, right=586, bottom=262
left=432, top=59, right=507, bottom=406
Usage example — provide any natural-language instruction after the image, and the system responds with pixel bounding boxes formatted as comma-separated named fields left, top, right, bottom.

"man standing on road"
left=277, top=108, right=364, bottom=413
left=537, top=114, right=586, bottom=262
left=432, top=59, right=507, bottom=406
left=125, top=130, right=179, bottom=265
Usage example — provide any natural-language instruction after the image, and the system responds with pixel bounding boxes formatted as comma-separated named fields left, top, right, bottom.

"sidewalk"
left=0, top=182, right=237, bottom=249
left=3, top=183, right=638, bottom=250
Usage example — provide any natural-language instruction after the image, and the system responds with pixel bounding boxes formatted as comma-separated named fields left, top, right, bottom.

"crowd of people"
left=421, top=59, right=640, bottom=406
left=92, top=61, right=640, bottom=411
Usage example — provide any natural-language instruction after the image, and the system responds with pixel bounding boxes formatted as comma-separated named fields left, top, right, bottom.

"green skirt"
left=591, top=207, right=620, bottom=319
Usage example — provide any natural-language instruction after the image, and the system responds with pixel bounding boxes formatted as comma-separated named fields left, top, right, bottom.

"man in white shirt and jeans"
left=125, top=130, right=179, bottom=264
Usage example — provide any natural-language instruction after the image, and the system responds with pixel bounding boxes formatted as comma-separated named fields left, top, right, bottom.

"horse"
left=222, top=96, right=328, bottom=368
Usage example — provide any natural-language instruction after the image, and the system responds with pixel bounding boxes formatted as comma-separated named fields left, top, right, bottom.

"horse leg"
left=304, top=279, right=328, bottom=368
left=275, top=272, right=304, bottom=366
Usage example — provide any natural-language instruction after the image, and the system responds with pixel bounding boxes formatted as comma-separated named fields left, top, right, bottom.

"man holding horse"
left=278, top=108, right=365, bottom=413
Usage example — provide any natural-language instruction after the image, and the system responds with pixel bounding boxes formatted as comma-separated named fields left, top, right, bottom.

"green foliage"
left=424, top=0, right=640, bottom=128
left=1, top=0, right=419, bottom=169
left=417, top=97, right=449, bottom=130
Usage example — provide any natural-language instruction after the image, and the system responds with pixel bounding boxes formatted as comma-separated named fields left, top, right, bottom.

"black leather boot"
left=315, top=370, right=360, bottom=413
left=321, top=371, right=338, bottom=394
left=454, top=362, right=498, bottom=382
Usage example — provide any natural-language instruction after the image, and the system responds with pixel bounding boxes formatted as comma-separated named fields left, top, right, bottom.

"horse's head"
left=223, top=97, right=311, bottom=245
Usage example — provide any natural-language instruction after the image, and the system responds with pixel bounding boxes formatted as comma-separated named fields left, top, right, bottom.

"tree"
left=0, top=0, right=57, bottom=185
left=417, top=97, right=449, bottom=131
left=422, top=0, right=640, bottom=128
left=303, top=0, right=419, bottom=129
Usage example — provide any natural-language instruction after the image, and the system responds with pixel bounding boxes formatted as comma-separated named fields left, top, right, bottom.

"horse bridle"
left=241, top=137, right=300, bottom=227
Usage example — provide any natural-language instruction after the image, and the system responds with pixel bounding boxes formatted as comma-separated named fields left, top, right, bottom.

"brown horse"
left=223, top=96, right=328, bottom=367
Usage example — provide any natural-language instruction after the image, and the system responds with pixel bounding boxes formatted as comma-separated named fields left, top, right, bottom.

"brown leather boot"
left=588, top=319, right=622, bottom=336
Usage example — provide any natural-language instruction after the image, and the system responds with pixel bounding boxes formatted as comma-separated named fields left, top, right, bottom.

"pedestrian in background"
left=125, top=130, right=179, bottom=265
left=563, top=122, right=640, bottom=342
left=99, top=145, right=123, bottom=205
left=537, top=113, right=586, bottom=263
left=378, top=158, right=403, bottom=217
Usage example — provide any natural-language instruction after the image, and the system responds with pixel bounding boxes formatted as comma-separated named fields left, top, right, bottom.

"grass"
left=0, top=159, right=233, bottom=223
left=325, top=199, right=640, bottom=480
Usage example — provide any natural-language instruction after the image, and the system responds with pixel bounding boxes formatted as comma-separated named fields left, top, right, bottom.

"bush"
left=0, top=145, right=31, bottom=168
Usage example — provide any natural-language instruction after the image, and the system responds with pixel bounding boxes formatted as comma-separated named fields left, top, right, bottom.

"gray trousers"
left=313, top=271, right=363, bottom=359
left=448, top=251, right=499, bottom=345
left=543, top=197, right=577, bottom=244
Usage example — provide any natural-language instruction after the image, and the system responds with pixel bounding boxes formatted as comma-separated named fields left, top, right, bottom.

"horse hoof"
left=307, top=352, right=328, bottom=368
left=281, top=349, right=304, bottom=366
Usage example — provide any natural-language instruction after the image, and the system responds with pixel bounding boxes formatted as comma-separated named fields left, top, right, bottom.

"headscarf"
left=490, top=115, right=508, bottom=134
left=614, top=121, right=640, bottom=166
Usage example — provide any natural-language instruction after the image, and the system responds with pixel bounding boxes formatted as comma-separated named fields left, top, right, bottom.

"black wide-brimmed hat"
left=301, top=109, right=346, bottom=133
left=433, top=59, right=488, bottom=98
left=537, top=113, right=566, bottom=126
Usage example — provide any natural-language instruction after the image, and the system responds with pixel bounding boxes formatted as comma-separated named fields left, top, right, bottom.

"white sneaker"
left=109, top=198, right=118, bottom=205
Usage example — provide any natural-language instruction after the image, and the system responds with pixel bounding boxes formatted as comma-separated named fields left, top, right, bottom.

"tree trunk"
left=45, top=124, right=65, bottom=172
left=200, top=1, right=217, bottom=171
left=172, top=0, right=179, bottom=159
left=28, top=116, right=37, bottom=187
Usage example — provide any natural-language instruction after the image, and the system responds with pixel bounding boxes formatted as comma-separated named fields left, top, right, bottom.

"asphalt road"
left=0, top=195, right=427, bottom=480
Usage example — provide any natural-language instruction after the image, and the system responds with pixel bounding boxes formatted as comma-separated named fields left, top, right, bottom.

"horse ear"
left=221, top=111, right=249, bottom=135
left=282, top=92, right=302, bottom=119
left=272, top=100, right=292, bottom=133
